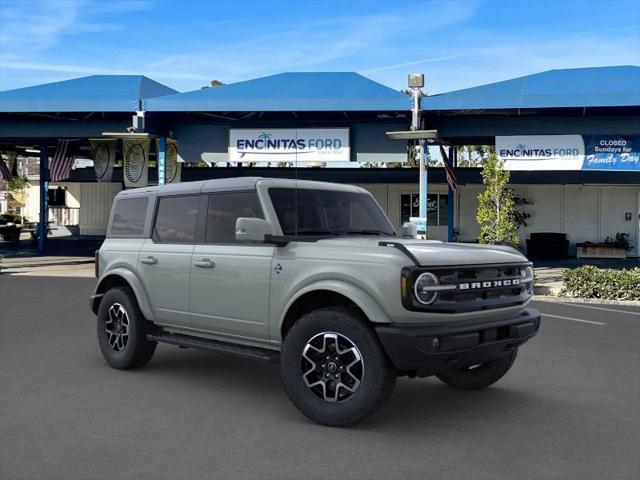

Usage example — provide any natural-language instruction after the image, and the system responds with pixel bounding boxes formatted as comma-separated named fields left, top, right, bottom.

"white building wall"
left=77, top=182, right=121, bottom=235
left=18, top=179, right=638, bottom=257
left=562, top=186, right=599, bottom=254
left=599, top=186, right=639, bottom=255
left=358, top=182, right=639, bottom=257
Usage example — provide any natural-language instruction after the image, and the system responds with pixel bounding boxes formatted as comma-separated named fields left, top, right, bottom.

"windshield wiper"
left=290, top=229, right=343, bottom=236
left=344, top=230, right=393, bottom=236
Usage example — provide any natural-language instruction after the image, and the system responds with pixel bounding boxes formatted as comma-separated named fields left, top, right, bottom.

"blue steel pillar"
left=447, top=146, right=456, bottom=242
left=38, top=144, right=48, bottom=254
left=157, top=137, right=166, bottom=186
left=419, top=140, right=428, bottom=237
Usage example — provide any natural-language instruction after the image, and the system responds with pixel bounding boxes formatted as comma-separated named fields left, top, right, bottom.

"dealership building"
left=0, top=66, right=639, bottom=257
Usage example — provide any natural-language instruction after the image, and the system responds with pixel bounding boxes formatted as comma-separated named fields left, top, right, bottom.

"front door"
left=190, top=191, right=273, bottom=341
left=138, top=194, right=201, bottom=328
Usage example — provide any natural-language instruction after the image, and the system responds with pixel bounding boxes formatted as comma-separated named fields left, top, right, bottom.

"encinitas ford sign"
left=497, top=135, right=585, bottom=170
left=229, top=128, right=350, bottom=163
left=497, top=135, right=640, bottom=171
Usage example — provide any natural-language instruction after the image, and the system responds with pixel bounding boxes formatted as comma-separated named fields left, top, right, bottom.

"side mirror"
left=235, top=217, right=271, bottom=243
left=401, top=222, right=418, bottom=239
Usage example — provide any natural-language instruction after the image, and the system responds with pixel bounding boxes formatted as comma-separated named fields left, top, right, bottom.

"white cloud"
left=1, top=0, right=637, bottom=95
left=0, top=0, right=153, bottom=57
left=418, top=30, right=640, bottom=94
left=0, top=60, right=209, bottom=81
left=361, top=56, right=459, bottom=74
left=135, top=1, right=484, bottom=90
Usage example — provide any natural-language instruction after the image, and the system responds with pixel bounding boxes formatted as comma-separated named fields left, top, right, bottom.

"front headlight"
left=521, top=265, right=534, bottom=293
left=413, top=272, right=440, bottom=305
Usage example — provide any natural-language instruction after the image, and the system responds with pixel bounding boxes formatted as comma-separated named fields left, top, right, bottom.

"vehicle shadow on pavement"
left=138, top=345, right=554, bottom=431
left=367, top=379, right=544, bottom=431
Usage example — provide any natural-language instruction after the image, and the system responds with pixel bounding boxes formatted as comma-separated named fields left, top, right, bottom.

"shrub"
left=561, top=265, right=640, bottom=301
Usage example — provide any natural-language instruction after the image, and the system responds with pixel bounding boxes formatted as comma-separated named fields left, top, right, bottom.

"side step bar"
left=147, top=332, right=280, bottom=364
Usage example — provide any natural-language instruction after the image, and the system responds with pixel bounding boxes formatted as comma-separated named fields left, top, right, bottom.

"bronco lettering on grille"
left=458, top=278, right=521, bottom=290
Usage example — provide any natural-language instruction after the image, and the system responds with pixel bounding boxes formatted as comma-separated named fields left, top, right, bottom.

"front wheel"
left=281, top=307, right=396, bottom=427
left=436, top=348, right=518, bottom=390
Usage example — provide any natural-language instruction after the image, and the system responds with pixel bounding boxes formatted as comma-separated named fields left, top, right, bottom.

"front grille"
left=403, top=263, right=533, bottom=313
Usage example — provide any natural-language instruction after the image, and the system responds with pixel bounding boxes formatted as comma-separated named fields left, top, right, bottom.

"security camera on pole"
left=408, top=73, right=427, bottom=238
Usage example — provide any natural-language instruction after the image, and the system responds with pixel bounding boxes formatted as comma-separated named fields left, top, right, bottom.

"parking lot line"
left=542, top=313, right=606, bottom=326
left=536, top=301, right=639, bottom=317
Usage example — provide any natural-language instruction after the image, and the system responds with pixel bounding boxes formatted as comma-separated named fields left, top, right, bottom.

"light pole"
left=408, top=73, right=427, bottom=236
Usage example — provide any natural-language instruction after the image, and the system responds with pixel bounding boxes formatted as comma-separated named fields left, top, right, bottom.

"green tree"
left=457, top=145, right=495, bottom=167
left=201, top=79, right=225, bottom=89
left=476, top=153, right=518, bottom=245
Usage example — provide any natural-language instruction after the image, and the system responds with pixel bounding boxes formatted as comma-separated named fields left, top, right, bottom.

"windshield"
left=269, top=188, right=396, bottom=237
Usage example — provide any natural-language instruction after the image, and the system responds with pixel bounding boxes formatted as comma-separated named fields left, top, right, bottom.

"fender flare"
left=280, top=279, right=392, bottom=332
left=94, top=267, right=154, bottom=321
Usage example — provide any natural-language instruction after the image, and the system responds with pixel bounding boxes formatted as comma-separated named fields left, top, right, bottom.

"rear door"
left=138, top=194, right=202, bottom=328
left=190, top=191, right=274, bottom=341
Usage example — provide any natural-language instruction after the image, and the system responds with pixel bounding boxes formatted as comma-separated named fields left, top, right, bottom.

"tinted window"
left=154, top=195, right=200, bottom=243
left=269, top=188, right=395, bottom=236
left=110, top=197, right=148, bottom=236
left=206, top=192, right=263, bottom=243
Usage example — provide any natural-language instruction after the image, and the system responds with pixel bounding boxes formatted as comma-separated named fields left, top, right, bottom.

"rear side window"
left=206, top=191, right=263, bottom=243
left=153, top=195, right=200, bottom=244
left=110, top=197, right=148, bottom=236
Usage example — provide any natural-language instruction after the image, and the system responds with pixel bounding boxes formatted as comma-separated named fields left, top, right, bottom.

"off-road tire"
left=281, top=306, right=396, bottom=427
left=436, top=348, right=518, bottom=390
left=97, top=287, right=157, bottom=369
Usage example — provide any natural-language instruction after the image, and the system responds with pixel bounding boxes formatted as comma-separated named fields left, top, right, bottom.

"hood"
left=316, top=237, right=528, bottom=266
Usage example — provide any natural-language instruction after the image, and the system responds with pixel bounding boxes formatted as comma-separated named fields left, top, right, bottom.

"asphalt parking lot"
left=1, top=275, right=638, bottom=480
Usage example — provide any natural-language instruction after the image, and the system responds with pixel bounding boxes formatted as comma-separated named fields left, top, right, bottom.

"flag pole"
left=447, top=146, right=455, bottom=242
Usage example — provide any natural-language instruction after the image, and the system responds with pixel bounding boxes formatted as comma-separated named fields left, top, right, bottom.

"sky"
left=0, top=0, right=639, bottom=94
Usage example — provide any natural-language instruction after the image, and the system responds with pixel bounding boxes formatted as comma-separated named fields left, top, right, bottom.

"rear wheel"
left=97, top=287, right=157, bottom=369
left=436, top=348, right=518, bottom=390
left=281, top=307, right=396, bottom=426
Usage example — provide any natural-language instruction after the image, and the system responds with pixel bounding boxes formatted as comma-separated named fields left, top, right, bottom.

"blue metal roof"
left=145, top=72, right=411, bottom=112
left=422, top=66, right=640, bottom=111
left=0, top=75, right=178, bottom=113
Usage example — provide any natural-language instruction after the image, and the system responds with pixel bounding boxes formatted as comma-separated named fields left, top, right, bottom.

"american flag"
left=50, top=140, right=78, bottom=182
left=439, top=145, right=458, bottom=190
left=0, top=157, right=12, bottom=181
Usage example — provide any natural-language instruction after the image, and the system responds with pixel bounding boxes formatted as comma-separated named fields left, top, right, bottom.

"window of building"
left=48, top=187, right=66, bottom=207
left=400, top=193, right=449, bottom=227
left=153, top=195, right=200, bottom=243
left=110, top=197, right=148, bottom=236
left=205, top=191, right=263, bottom=243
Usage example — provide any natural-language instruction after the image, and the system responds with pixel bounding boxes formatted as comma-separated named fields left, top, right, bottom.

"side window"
left=206, top=191, right=263, bottom=243
left=153, top=195, right=200, bottom=244
left=110, top=197, right=148, bottom=236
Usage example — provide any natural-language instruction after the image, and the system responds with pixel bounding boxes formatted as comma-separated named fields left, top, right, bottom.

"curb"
left=533, top=295, right=640, bottom=307
left=534, top=285, right=562, bottom=296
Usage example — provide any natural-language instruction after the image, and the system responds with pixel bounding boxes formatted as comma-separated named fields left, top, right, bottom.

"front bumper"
left=375, top=308, right=541, bottom=377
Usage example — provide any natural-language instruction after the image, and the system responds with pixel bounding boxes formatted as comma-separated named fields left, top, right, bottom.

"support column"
left=418, top=140, right=428, bottom=238
left=447, top=146, right=456, bottom=242
left=38, top=144, right=48, bottom=254
left=157, top=137, right=166, bottom=186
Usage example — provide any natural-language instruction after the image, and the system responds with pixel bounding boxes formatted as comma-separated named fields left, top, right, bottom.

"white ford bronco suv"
left=91, top=177, right=540, bottom=426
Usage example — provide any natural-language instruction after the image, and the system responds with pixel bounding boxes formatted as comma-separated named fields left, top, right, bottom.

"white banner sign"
left=229, top=128, right=350, bottom=163
left=155, top=138, right=182, bottom=184
left=496, top=135, right=585, bottom=170
left=90, top=139, right=116, bottom=182
left=122, top=138, right=149, bottom=188
left=166, top=139, right=181, bottom=183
